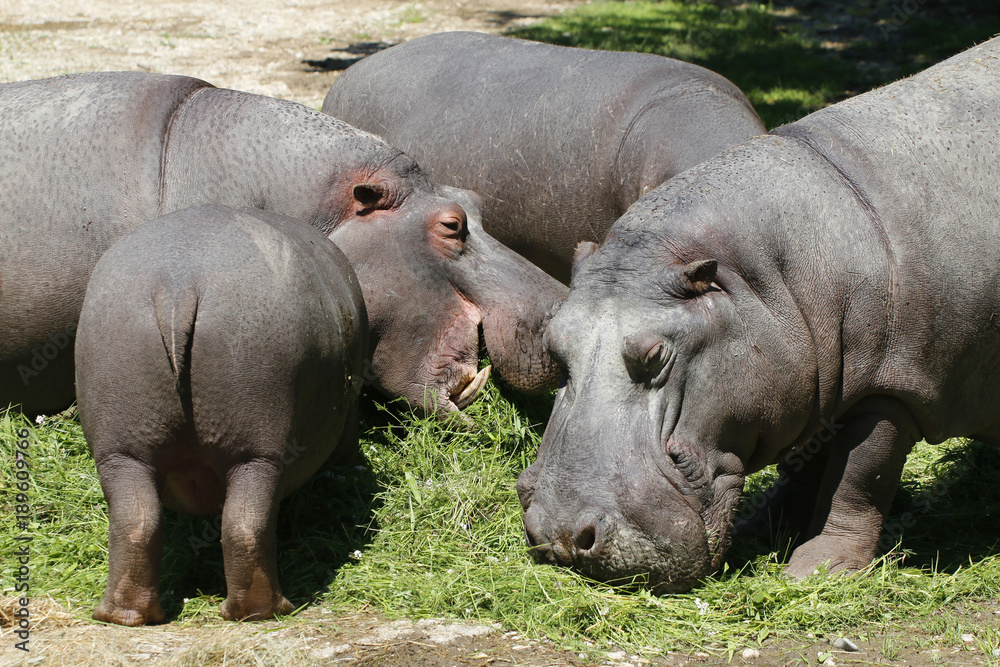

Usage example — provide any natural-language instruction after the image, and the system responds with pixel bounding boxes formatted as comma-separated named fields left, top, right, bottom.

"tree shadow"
left=482, top=10, right=555, bottom=28
left=509, top=0, right=1000, bottom=129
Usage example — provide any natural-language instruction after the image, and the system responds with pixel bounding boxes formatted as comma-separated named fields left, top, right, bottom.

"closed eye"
left=648, top=345, right=676, bottom=389
left=441, top=217, right=464, bottom=238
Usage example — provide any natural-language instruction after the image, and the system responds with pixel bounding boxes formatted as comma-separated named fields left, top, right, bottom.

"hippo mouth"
left=448, top=364, right=491, bottom=410
left=520, top=431, right=745, bottom=594
left=583, top=516, right=712, bottom=595
left=522, top=498, right=714, bottom=594
left=420, top=293, right=493, bottom=414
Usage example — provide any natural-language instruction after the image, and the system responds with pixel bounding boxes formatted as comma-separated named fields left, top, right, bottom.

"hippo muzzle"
left=516, top=388, right=745, bottom=592
left=520, top=488, right=713, bottom=592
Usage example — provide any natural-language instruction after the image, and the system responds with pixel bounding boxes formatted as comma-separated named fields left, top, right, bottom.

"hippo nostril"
left=575, top=524, right=597, bottom=552
left=572, top=511, right=604, bottom=555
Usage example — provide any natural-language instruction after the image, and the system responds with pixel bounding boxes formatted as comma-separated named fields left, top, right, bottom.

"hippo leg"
left=218, top=460, right=294, bottom=621
left=94, top=456, right=166, bottom=626
left=785, top=402, right=917, bottom=578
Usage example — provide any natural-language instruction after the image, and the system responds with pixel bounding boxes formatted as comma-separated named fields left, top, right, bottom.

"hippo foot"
left=219, top=593, right=294, bottom=622
left=93, top=596, right=165, bottom=626
left=783, top=535, right=875, bottom=579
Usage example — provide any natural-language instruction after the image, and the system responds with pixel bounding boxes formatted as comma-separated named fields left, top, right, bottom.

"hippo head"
left=155, top=89, right=565, bottom=414
left=328, top=161, right=566, bottom=414
left=516, top=177, right=817, bottom=592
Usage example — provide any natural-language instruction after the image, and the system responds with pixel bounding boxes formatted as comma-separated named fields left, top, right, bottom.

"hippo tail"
left=152, top=286, right=199, bottom=395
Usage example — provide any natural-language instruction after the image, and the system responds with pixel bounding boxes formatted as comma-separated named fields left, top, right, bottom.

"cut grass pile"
left=2, top=379, right=999, bottom=659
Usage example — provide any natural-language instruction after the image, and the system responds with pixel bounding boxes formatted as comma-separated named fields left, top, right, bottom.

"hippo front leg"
left=218, top=459, right=294, bottom=621
left=785, top=400, right=918, bottom=578
left=94, top=455, right=166, bottom=626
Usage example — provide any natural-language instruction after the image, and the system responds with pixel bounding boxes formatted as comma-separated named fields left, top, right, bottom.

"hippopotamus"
left=0, top=71, right=565, bottom=418
left=517, top=37, right=1000, bottom=591
left=321, top=31, right=765, bottom=283
left=76, top=205, right=367, bottom=625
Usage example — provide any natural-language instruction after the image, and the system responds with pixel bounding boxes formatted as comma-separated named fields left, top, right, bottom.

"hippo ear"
left=352, top=182, right=389, bottom=210
left=659, top=259, right=719, bottom=299
left=571, top=241, right=599, bottom=280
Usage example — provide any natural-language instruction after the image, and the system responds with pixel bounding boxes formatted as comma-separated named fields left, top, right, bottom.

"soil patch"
left=0, top=0, right=588, bottom=109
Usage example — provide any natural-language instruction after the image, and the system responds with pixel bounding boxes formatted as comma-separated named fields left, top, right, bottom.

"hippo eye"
left=622, top=334, right=673, bottom=386
left=440, top=216, right=465, bottom=240
left=430, top=206, right=468, bottom=257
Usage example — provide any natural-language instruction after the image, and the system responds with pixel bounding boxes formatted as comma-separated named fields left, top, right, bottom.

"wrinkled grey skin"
left=0, top=72, right=564, bottom=417
left=518, top=38, right=1000, bottom=592
left=76, top=205, right=367, bottom=625
left=322, top=31, right=765, bottom=283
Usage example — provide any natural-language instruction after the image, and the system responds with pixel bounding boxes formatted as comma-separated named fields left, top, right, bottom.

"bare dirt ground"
left=0, top=0, right=587, bottom=109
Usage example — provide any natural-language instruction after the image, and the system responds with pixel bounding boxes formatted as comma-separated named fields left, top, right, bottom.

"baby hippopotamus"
left=75, top=204, right=367, bottom=625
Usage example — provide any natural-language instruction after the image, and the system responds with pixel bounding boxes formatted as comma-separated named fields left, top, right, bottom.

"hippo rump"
left=321, top=31, right=765, bottom=283
left=0, top=71, right=565, bottom=417
left=76, top=205, right=367, bottom=625
left=517, top=37, right=1000, bottom=591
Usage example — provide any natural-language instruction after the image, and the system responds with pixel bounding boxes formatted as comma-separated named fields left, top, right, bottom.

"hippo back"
left=323, top=31, right=765, bottom=280
left=75, top=204, right=367, bottom=625
left=77, top=204, right=368, bottom=498
left=0, top=72, right=211, bottom=411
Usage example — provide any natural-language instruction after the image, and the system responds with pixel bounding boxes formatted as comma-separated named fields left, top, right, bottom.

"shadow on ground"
left=510, top=0, right=1000, bottom=128
left=156, top=414, right=381, bottom=620
left=728, top=438, right=1000, bottom=577
left=304, top=41, right=397, bottom=71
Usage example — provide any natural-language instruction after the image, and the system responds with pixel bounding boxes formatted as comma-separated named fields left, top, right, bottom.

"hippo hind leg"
left=93, top=454, right=166, bottom=626
left=218, top=459, right=294, bottom=621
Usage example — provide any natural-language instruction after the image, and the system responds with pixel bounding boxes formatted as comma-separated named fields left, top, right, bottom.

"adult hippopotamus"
left=76, top=205, right=366, bottom=625
left=0, top=71, right=565, bottom=417
left=321, top=31, right=765, bottom=283
left=517, top=37, right=1000, bottom=591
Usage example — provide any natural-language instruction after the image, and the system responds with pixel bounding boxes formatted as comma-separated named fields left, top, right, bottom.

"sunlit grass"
left=5, top=380, right=997, bottom=659
left=510, top=1, right=861, bottom=128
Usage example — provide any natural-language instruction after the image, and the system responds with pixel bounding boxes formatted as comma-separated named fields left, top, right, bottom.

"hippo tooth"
left=453, top=365, right=491, bottom=409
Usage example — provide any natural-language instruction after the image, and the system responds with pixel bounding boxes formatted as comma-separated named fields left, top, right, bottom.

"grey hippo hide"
left=0, top=71, right=566, bottom=417
left=75, top=205, right=366, bottom=625
left=321, top=31, right=765, bottom=283
left=517, top=37, right=1000, bottom=592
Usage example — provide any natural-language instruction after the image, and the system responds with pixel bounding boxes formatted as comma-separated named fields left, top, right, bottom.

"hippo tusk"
left=452, top=365, right=491, bottom=410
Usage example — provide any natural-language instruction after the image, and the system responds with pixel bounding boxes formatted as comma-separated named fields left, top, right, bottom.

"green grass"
left=509, top=1, right=1000, bottom=129
left=2, top=381, right=999, bottom=658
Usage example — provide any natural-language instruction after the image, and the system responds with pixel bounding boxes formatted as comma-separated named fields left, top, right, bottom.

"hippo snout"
left=520, top=484, right=716, bottom=593
left=515, top=462, right=538, bottom=509
left=523, top=504, right=611, bottom=568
